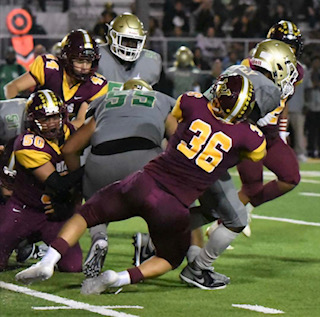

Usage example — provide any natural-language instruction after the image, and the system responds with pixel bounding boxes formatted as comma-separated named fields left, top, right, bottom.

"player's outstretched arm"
left=4, top=73, right=36, bottom=99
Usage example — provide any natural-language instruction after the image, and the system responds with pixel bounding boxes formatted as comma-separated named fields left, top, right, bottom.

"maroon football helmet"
left=209, top=73, right=256, bottom=124
left=26, top=89, right=67, bottom=140
left=267, top=20, right=303, bottom=57
left=60, top=29, right=100, bottom=82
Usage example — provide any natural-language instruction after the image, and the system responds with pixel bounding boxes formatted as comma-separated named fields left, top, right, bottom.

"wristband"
left=279, top=118, right=288, bottom=132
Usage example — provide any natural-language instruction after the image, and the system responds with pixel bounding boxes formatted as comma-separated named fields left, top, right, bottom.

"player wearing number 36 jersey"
left=146, top=90, right=265, bottom=208
left=15, top=74, right=266, bottom=292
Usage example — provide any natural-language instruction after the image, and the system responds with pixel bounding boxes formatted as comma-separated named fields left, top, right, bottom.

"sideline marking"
left=232, top=304, right=284, bottom=314
left=0, top=281, right=142, bottom=317
left=252, top=214, right=320, bottom=227
left=33, top=306, right=143, bottom=310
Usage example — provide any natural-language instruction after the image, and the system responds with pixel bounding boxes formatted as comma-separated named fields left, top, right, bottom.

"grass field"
left=1, top=160, right=320, bottom=317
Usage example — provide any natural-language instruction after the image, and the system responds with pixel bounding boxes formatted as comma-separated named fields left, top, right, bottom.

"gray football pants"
left=83, top=147, right=163, bottom=240
left=190, top=171, right=248, bottom=230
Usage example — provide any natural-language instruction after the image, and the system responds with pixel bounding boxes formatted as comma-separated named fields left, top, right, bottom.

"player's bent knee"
left=58, top=261, right=82, bottom=272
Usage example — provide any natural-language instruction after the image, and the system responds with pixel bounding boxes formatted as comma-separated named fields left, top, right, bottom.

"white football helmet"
left=251, top=39, right=298, bottom=99
left=106, top=13, right=147, bottom=62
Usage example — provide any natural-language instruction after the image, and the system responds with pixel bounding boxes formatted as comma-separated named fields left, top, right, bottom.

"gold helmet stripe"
left=225, top=75, right=250, bottom=122
left=78, top=28, right=93, bottom=49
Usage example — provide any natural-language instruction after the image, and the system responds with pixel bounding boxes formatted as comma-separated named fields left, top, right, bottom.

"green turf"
left=1, top=160, right=320, bottom=316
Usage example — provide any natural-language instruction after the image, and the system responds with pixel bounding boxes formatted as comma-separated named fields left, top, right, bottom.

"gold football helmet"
left=51, top=41, right=62, bottom=57
left=107, top=13, right=147, bottom=62
left=174, top=46, right=195, bottom=68
left=123, top=78, right=153, bottom=91
left=251, top=39, right=298, bottom=99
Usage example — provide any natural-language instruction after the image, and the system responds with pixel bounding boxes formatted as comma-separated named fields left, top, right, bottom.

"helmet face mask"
left=251, top=39, right=298, bottom=99
left=35, top=114, right=62, bottom=140
left=267, top=20, right=303, bottom=57
left=210, top=74, right=255, bottom=124
left=60, top=29, right=100, bottom=82
left=26, top=89, right=66, bottom=140
left=107, top=13, right=146, bottom=62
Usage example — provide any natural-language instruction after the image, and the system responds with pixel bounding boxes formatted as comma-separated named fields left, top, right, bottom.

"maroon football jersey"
left=145, top=92, right=266, bottom=206
left=29, top=54, right=108, bottom=118
left=12, top=122, right=75, bottom=211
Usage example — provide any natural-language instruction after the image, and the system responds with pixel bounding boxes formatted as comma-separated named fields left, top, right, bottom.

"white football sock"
left=41, top=246, right=61, bottom=266
left=110, top=270, right=130, bottom=287
left=194, top=224, right=239, bottom=270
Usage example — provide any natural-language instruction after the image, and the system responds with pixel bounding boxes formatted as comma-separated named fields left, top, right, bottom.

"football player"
left=166, top=46, right=202, bottom=98
left=15, top=74, right=266, bottom=292
left=82, top=12, right=164, bottom=277
left=97, top=12, right=162, bottom=92
left=178, top=38, right=300, bottom=291
left=0, top=90, right=83, bottom=272
left=4, top=29, right=108, bottom=128
left=0, top=98, right=51, bottom=262
left=237, top=21, right=304, bottom=234
left=133, top=39, right=299, bottom=289
left=61, top=78, right=176, bottom=277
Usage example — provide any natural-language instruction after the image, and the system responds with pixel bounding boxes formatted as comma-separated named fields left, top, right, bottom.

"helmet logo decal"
left=216, top=79, right=232, bottom=98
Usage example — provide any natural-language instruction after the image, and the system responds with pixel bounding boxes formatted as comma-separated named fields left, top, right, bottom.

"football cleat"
left=83, top=238, right=108, bottom=278
left=81, top=270, right=119, bottom=295
left=132, top=232, right=155, bottom=267
left=15, top=261, right=54, bottom=285
left=242, top=203, right=254, bottom=238
left=179, top=262, right=230, bottom=290
left=16, top=242, right=48, bottom=263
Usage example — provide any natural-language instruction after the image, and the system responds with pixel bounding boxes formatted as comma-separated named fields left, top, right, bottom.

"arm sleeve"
left=44, top=166, right=84, bottom=194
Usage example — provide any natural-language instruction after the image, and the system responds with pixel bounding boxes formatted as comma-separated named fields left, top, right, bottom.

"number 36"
left=177, top=119, right=232, bottom=173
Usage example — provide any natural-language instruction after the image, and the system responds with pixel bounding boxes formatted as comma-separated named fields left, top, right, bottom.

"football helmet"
left=106, top=13, right=147, bottom=62
left=26, top=89, right=67, bottom=140
left=174, top=46, right=195, bottom=68
left=123, top=78, right=153, bottom=91
left=60, top=29, right=100, bottom=82
left=51, top=41, right=62, bottom=57
left=267, top=20, right=303, bottom=57
left=209, top=73, right=255, bottom=124
left=251, top=39, right=298, bottom=99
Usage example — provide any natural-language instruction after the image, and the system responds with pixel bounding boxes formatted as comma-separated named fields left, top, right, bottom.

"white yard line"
left=252, top=214, right=320, bottom=227
left=232, top=304, right=284, bottom=314
left=0, top=281, right=142, bottom=317
left=299, top=192, right=320, bottom=197
left=33, top=306, right=143, bottom=310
